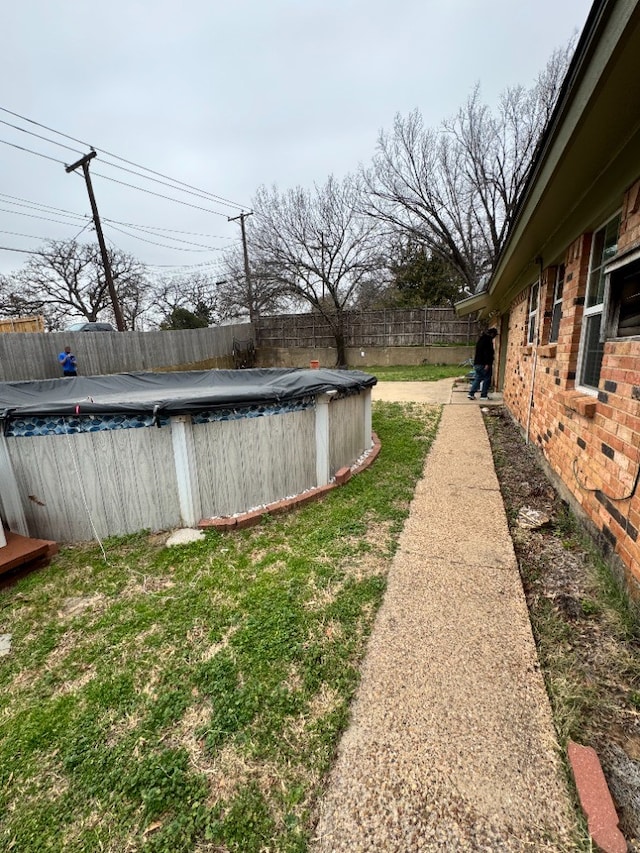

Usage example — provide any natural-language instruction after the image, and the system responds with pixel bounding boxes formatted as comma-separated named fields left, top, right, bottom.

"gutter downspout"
left=525, top=258, right=544, bottom=445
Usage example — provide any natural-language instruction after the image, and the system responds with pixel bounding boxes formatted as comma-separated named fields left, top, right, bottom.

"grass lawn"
left=0, top=401, right=440, bottom=853
left=363, top=364, right=467, bottom=382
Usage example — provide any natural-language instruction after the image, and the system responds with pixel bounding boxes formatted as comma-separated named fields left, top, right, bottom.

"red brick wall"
left=502, top=179, right=640, bottom=595
left=619, top=179, right=640, bottom=252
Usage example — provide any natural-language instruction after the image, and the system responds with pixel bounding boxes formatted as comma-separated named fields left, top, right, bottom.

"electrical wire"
left=147, top=258, right=228, bottom=271
left=104, top=222, right=225, bottom=252
left=0, top=137, right=67, bottom=165
left=0, top=108, right=251, bottom=263
left=89, top=170, right=233, bottom=216
left=0, top=206, right=89, bottom=227
left=0, top=105, right=251, bottom=210
left=70, top=220, right=93, bottom=241
left=0, top=245, right=38, bottom=254
left=0, top=192, right=227, bottom=240
left=96, top=157, right=244, bottom=208
left=0, top=228, right=68, bottom=241
left=103, top=219, right=227, bottom=239
left=102, top=233, right=225, bottom=272
left=0, top=192, right=88, bottom=219
left=572, top=456, right=640, bottom=503
left=0, top=118, right=84, bottom=157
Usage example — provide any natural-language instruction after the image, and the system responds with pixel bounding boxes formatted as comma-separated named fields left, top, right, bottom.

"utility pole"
left=65, top=150, right=126, bottom=331
left=320, top=231, right=326, bottom=302
left=228, top=211, right=255, bottom=323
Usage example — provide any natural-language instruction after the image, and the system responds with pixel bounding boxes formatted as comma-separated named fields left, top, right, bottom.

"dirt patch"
left=121, top=576, right=176, bottom=597
left=58, top=593, right=107, bottom=619
left=485, top=406, right=640, bottom=850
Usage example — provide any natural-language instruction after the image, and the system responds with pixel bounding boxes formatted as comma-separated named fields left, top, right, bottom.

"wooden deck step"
left=0, top=531, right=59, bottom=576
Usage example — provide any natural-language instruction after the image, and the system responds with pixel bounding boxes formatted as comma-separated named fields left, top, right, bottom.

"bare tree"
left=0, top=240, right=150, bottom=330
left=151, top=272, right=223, bottom=328
left=218, top=242, right=293, bottom=323
left=240, top=174, right=384, bottom=366
left=365, top=41, right=575, bottom=293
left=0, top=273, right=46, bottom=319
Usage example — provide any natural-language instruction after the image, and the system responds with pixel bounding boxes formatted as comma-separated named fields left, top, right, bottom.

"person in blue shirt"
left=58, top=346, right=77, bottom=377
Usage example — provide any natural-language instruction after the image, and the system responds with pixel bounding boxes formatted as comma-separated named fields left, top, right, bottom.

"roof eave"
left=455, top=291, right=490, bottom=317
left=483, top=0, right=640, bottom=310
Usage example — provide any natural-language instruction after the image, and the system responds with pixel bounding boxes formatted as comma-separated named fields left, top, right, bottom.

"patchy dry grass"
left=0, top=402, right=440, bottom=853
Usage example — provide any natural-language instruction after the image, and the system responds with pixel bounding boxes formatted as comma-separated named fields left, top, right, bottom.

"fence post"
left=170, top=415, right=201, bottom=527
left=363, top=388, right=373, bottom=452
left=0, top=435, right=29, bottom=536
left=315, top=393, right=333, bottom=486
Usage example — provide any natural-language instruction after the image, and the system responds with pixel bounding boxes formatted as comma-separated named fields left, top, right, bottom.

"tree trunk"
left=333, top=320, right=347, bottom=368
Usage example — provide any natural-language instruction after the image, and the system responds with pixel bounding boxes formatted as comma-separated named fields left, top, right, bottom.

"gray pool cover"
left=0, top=368, right=376, bottom=421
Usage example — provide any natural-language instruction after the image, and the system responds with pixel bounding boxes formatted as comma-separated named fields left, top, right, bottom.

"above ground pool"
left=0, top=368, right=376, bottom=542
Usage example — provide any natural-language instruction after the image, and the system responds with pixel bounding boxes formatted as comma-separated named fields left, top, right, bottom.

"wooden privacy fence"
left=0, top=315, right=45, bottom=334
left=0, top=323, right=252, bottom=382
left=255, top=308, right=479, bottom=348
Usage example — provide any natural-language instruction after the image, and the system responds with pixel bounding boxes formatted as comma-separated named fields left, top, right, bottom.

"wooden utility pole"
left=228, top=211, right=255, bottom=323
left=65, top=150, right=126, bottom=331
left=320, top=231, right=326, bottom=302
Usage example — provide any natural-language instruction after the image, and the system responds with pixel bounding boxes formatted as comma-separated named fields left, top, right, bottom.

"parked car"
left=65, top=322, right=116, bottom=332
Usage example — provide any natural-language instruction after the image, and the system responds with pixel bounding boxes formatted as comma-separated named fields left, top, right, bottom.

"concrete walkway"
left=312, top=379, right=576, bottom=851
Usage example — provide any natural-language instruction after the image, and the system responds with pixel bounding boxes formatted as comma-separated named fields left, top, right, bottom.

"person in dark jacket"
left=468, top=328, right=498, bottom=400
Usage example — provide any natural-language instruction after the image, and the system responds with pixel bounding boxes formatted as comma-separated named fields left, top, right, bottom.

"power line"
left=0, top=191, right=88, bottom=219
left=0, top=192, right=233, bottom=255
left=96, top=157, right=244, bottom=209
left=99, top=160, right=250, bottom=212
left=0, top=206, right=89, bottom=227
left=70, top=221, right=93, bottom=241
left=104, top=222, right=223, bottom=252
left=108, top=220, right=226, bottom=238
left=0, top=137, right=66, bottom=165
left=106, top=222, right=228, bottom=250
left=0, top=223, right=93, bottom=258
left=0, top=245, right=39, bottom=254
left=90, top=171, right=234, bottom=216
left=147, top=258, right=228, bottom=270
left=101, top=232, right=226, bottom=273
left=0, top=192, right=227, bottom=239
left=0, top=118, right=84, bottom=157
left=0, top=105, right=251, bottom=210
left=0, top=107, right=254, bottom=266
left=0, top=228, right=67, bottom=241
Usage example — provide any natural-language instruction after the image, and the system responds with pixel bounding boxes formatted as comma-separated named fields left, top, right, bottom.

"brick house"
left=456, top=0, right=640, bottom=595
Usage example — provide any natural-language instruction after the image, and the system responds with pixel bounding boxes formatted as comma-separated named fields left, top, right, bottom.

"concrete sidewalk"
left=370, top=376, right=504, bottom=406
left=312, top=381, right=575, bottom=851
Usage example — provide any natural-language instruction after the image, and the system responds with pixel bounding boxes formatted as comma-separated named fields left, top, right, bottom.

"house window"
left=527, top=281, right=539, bottom=344
left=579, top=214, right=620, bottom=389
left=549, top=264, right=565, bottom=343
left=609, top=256, right=640, bottom=337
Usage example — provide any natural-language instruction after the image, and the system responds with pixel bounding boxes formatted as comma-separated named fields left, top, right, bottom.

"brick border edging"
left=567, top=740, right=626, bottom=853
left=198, top=432, right=381, bottom=532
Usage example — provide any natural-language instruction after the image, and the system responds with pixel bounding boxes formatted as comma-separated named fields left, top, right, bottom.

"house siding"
left=502, top=178, right=640, bottom=595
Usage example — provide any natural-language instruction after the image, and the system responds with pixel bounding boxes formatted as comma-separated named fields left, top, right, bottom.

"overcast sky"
left=0, top=0, right=592, bottom=280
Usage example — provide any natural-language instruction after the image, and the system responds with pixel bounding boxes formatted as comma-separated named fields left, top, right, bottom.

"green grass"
left=0, top=401, right=440, bottom=853
left=363, top=363, right=468, bottom=382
